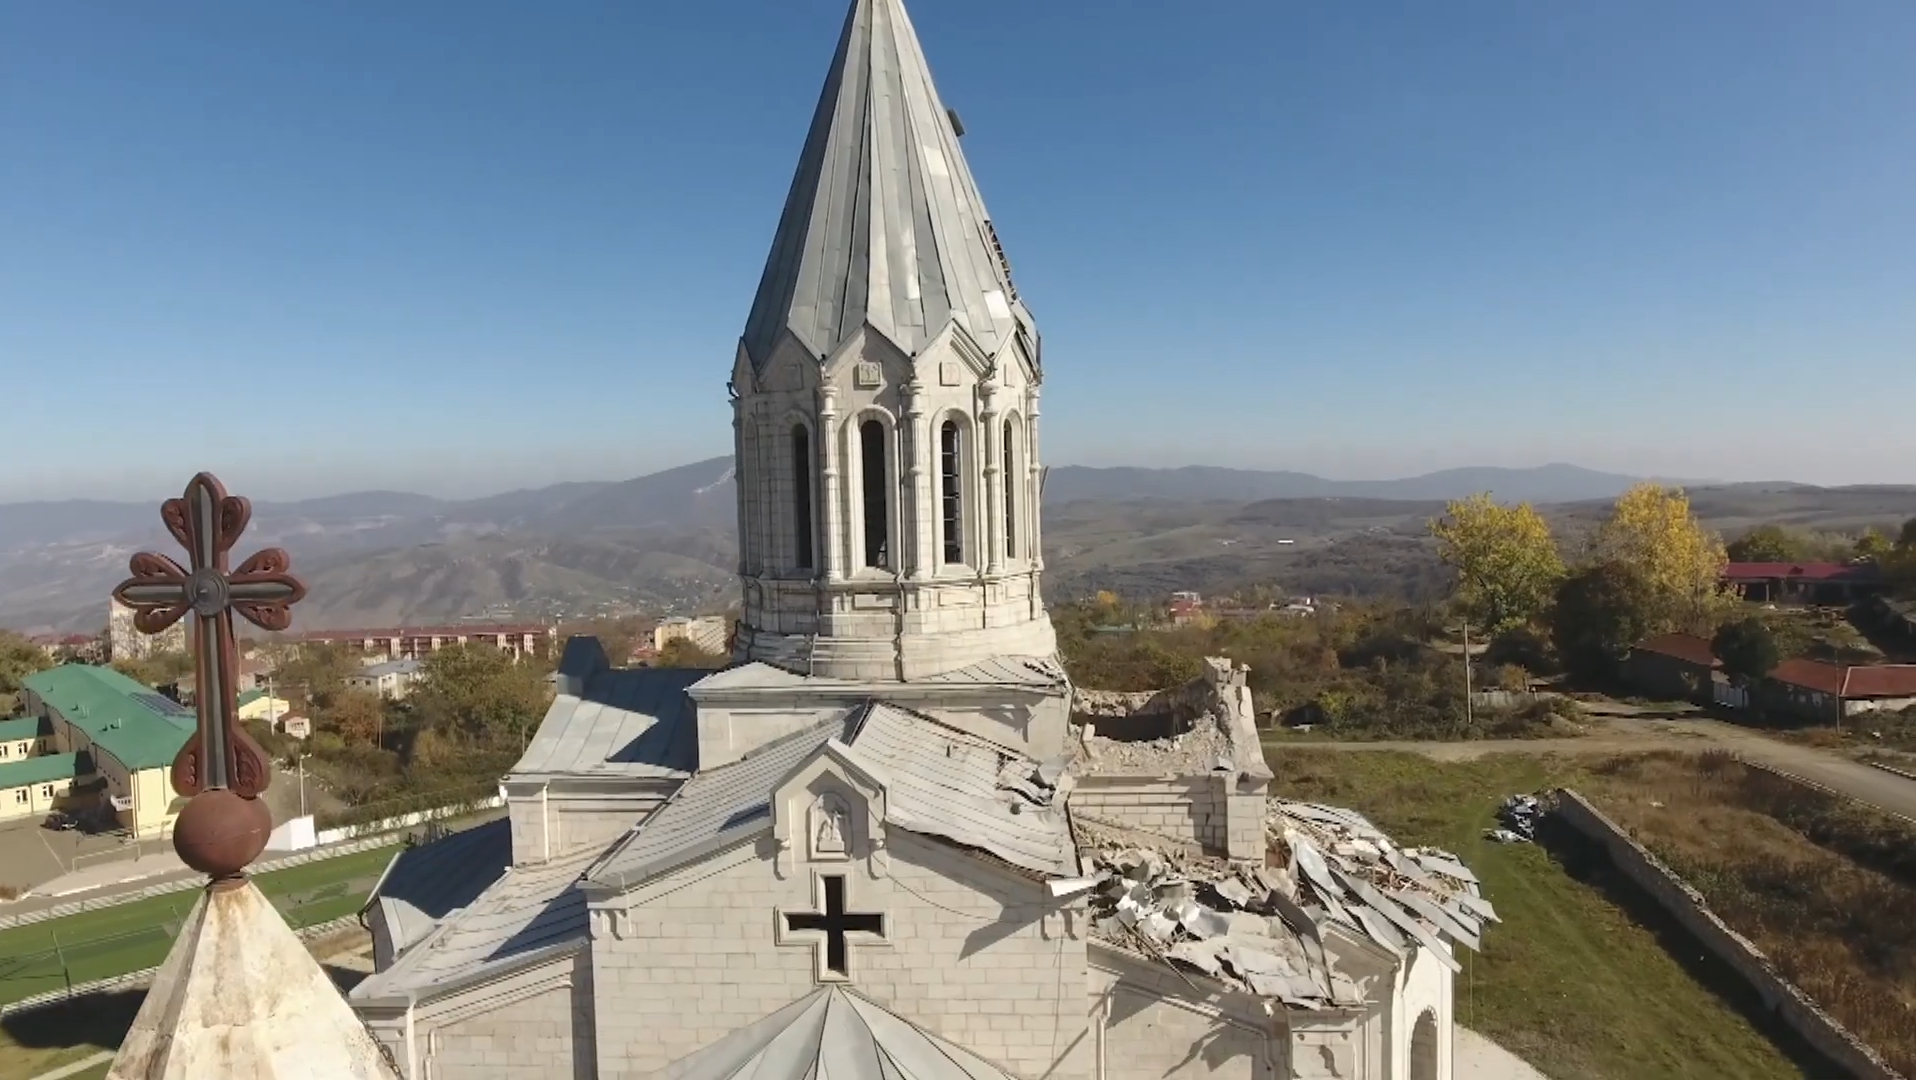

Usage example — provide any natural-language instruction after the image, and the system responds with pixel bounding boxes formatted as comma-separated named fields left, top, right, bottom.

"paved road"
left=1277, top=718, right=1916, bottom=819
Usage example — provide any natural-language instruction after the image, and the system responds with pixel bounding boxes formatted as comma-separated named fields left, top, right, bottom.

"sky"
left=1, top=0, right=1913, bottom=503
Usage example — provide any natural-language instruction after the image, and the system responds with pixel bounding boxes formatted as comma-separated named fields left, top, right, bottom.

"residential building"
left=1623, top=633, right=1719, bottom=703
left=0, top=751, right=87, bottom=824
left=281, top=715, right=312, bottom=740
left=108, top=597, right=189, bottom=661
left=0, top=715, right=49, bottom=761
left=295, top=623, right=555, bottom=661
left=237, top=689, right=294, bottom=723
left=1722, top=561, right=1885, bottom=605
left=1756, top=660, right=1918, bottom=722
left=652, top=614, right=730, bottom=655
left=345, top=659, right=425, bottom=700
left=17, top=664, right=198, bottom=837
left=344, top=4, right=1480, bottom=1077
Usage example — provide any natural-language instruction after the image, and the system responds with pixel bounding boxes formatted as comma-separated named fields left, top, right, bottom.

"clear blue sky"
left=2, top=0, right=1912, bottom=502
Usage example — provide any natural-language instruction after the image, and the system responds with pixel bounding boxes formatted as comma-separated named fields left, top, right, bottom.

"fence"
left=1552, top=788, right=1899, bottom=1080
left=314, top=792, right=505, bottom=846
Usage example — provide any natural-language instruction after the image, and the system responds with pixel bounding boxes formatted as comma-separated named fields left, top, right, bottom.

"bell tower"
left=728, top=0, right=1055, bottom=681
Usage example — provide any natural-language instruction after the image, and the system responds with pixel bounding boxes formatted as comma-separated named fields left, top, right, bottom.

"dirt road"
left=1276, top=717, right=1916, bottom=819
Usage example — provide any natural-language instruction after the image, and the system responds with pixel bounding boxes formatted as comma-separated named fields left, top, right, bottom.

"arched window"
left=790, top=425, right=813, bottom=570
left=860, top=420, right=889, bottom=569
left=1002, top=418, right=1017, bottom=560
left=940, top=420, right=964, bottom=565
left=1410, top=1009, right=1439, bottom=1080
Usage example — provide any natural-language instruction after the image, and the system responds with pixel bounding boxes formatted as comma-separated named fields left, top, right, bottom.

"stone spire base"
left=109, top=880, right=398, bottom=1079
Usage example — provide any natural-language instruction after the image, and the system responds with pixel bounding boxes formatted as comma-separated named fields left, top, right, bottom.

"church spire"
left=741, top=0, right=1022, bottom=369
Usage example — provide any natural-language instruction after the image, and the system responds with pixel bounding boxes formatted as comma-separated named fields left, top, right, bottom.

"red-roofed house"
left=1722, top=562, right=1884, bottom=605
left=1624, top=633, right=1720, bottom=703
left=1758, top=659, right=1917, bottom=721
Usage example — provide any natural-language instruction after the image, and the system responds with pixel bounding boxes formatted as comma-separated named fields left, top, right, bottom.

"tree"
left=1550, top=562, right=1660, bottom=679
left=321, top=688, right=385, bottom=747
left=1883, top=519, right=1917, bottom=599
left=0, top=631, right=52, bottom=711
left=110, top=649, right=193, bottom=689
left=1710, top=618, right=1780, bottom=688
left=655, top=639, right=728, bottom=670
left=411, top=644, right=550, bottom=745
left=1427, top=493, right=1565, bottom=634
left=1590, top=483, right=1731, bottom=631
left=1853, top=527, right=1895, bottom=564
left=1726, top=524, right=1808, bottom=564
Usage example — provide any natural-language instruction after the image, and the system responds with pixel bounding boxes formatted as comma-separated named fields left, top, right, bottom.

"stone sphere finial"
left=173, top=789, right=273, bottom=883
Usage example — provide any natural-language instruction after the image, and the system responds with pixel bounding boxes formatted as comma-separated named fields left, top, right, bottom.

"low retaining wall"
left=1553, top=788, right=1899, bottom=1080
left=0, top=913, right=364, bottom=1018
left=314, top=793, right=505, bottom=845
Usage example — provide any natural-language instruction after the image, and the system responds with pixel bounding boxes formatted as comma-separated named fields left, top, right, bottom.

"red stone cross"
left=112, top=473, right=305, bottom=878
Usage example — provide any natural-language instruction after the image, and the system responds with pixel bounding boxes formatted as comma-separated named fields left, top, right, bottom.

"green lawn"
left=1267, top=748, right=1816, bottom=1080
left=0, top=844, right=396, bottom=1010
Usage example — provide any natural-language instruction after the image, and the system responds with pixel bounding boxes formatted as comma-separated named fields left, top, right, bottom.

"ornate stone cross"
left=782, top=874, right=886, bottom=977
left=113, top=472, right=306, bottom=881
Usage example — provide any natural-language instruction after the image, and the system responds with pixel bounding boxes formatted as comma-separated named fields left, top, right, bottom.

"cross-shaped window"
left=782, top=875, right=885, bottom=976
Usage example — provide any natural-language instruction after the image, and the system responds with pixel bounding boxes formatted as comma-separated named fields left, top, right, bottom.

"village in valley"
left=0, top=2, right=1912, bottom=1080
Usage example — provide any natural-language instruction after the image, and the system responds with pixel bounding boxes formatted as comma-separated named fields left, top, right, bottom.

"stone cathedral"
left=348, top=2, right=1476, bottom=1078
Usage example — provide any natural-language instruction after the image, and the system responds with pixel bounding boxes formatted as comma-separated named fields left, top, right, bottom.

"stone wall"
left=1087, top=944, right=1279, bottom=1080
left=398, top=951, right=596, bottom=1080
left=1072, top=776, right=1228, bottom=852
left=1553, top=789, right=1898, bottom=1080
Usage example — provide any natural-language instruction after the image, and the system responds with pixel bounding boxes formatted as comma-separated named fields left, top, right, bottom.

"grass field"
left=1266, top=748, right=1819, bottom=1080
left=0, top=843, right=396, bottom=1010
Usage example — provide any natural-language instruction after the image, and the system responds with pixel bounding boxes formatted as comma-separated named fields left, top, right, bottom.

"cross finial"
left=112, top=472, right=306, bottom=882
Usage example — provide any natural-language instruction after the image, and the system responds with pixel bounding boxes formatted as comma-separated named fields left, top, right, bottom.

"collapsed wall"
left=1068, top=657, right=1273, bottom=861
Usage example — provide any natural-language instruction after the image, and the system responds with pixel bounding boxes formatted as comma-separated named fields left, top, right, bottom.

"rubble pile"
left=1270, top=802, right=1497, bottom=974
left=1077, top=801, right=1497, bottom=1008
left=1070, top=657, right=1271, bottom=779
left=1485, top=793, right=1546, bottom=844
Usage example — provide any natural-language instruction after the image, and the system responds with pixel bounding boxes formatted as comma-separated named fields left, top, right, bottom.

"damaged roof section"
left=1078, top=800, right=1495, bottom=1010
left=842, top=702, right=1079, bottom=879
left=1069, top=657, right=1272, bottom=783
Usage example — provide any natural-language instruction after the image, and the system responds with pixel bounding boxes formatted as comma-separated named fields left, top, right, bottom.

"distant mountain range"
left=0, top=459, right=1907, bottom=635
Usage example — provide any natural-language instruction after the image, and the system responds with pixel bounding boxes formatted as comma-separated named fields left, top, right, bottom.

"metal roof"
left=1630, top=633, right=1718, bottom=667
left=913, top=655, right=1067, bottom=691
left=662, top=986, right=1019, bottom=1080
left=0, top=715, right=49, bottom=742
left=740, top=0, right=1029, bottom=370
left=843, top=703, right=1077, bottom=878
left=363, top=819, right=513, bottom=961
left=0, top=750, right=89, bottom=791
left=20, top=665, right=195, bottom=771
left=509, top=666, right=707, bottom=781
left=349, top=838, right=600, bottom=1004
left=585, top=714, right=856, bottom=890
left=689, top=662, right=858, bottom=694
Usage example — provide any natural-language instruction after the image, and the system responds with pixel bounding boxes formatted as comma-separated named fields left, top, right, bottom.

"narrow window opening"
left=790, top=425, right=813, bottom=570
left=1002, top=419, right=1017, bottom=559
left=860, top=420, right=889, bottom=569
left=941, top=421, right=964, bottom=564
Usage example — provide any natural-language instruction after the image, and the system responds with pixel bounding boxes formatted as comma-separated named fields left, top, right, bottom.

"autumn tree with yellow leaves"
left=1428, top=493, right=1565, bottom=633
left=1588, top=483, right=1733, bottom=632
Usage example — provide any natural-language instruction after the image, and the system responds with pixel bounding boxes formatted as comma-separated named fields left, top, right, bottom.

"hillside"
left=0, top=461, right=1908, bottom=632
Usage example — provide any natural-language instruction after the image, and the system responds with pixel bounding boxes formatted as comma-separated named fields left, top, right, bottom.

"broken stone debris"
left=1485, top=793, right=1545, bottom=844
left=1069, top=657, right=1272, bottom=781
left=1079, top=800, right=1496, bottom=1008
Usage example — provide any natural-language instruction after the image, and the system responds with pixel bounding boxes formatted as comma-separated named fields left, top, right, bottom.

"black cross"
left=784, top=875, right=885, bottom=975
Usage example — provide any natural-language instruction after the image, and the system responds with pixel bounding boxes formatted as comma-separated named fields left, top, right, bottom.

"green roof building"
left=17, top=665, right=198, bottom=835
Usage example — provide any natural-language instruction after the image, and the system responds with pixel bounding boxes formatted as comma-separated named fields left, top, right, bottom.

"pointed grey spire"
left=741, top=0, right=1022, bottom=368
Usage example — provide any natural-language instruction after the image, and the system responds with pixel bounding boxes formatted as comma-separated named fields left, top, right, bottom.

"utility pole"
left=297, top=753, right=308, bottom=818
left=1463, top=619, right=1474, bottom=728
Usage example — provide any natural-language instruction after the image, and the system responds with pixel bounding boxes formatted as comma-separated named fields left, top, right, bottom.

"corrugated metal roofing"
left=844, top=703, right=1076, bottom=877
left=0, top=715, right=48, bottom=742
left=690, top=662, right=858, bottom=693
left=349, top=838, right=600, bottom=1003
left=586, top=714, right=857, bottom=890
left=366, top=819, right=514, bottom=960
left=20, top=665, right=195, bottom=770
left=1631, top=633, right=1718, bottom=667
left=509, top=666, right=707, bottom=780
left=740, top=0, right=1028, bottom=370
left=913, top=655, right=1066, bottom=690
left=1769, top=658, right=1918, bottom=699
left=663, top=986, right=1019, bottom=1080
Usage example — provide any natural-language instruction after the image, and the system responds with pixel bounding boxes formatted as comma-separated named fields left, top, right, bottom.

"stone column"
left=902, top=378, right=928, bottom=580
left=1026, top=387, right=1044, bottom=570
left=817, top=386, right=842, bottom=582
left=732, top=398, right=751, bottom=576
left=981, top=388, right=1005, bottom=575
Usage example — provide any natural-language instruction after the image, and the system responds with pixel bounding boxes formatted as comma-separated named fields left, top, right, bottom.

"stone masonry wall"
left=1087, top=946, right=1278, bottom=1080
left=1555, top=789, right=1897, bottom=1080
left=1070, top=777, right=1229, bottom=854
left=412, top=951, right=595, bottom=1080
left=591, top=830, right=1090, bottom=1080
